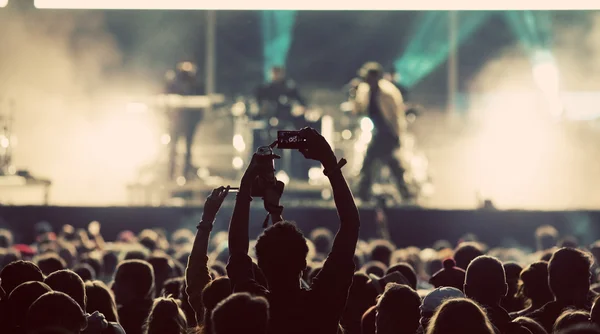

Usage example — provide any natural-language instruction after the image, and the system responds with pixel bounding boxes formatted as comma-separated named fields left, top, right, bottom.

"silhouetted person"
left=6, top=281, right=52, bottom=333
left=535, top=225, right=559, bottom=253
left=142, top=297, right=187, bottom=334
left=591, top=296, right=600, bottom=328
left=0, top=260, right=44, bottom=296
left=85, top=281, right=119, bottom=323
left=386, top=263, right=417, bottom=290
left=512, top=317, right=548, bottom=334
left=454, top=242, right=484, bottom=270
left=375, top=283, right=421, bottom=334
left=227, top=128, right=360, bottom=334
left=369, top=240, right=396, bottom=267
left=502, top=262, right=525, bottom=313
left=341, top=272, right=376, bottom=334
left=556, top=324, right=600, bottom=334
left=165, top=61, right=206, bottom=180
left=420, top=287, right=465, bottom=332
left=429, top=258, right=466, bottom=292
left=529, top=248, right=594, bottom=333
left=464, top=256, right=514, bottom=333
left=112, top=260, right=155, bottom=334
left=147, top=254, right=175, bottom=296
left=27, top=291, right=88, bottom=334
left=554, top=310, right=592, bottom=333
left=511, top=261, right=553, bottom=318
left=35, top=253, right=67, bottom=276
left=426, top=298, right=495, bottom=334
left=352, top=62, right=413, bottom=202
left=211, top=292, right=269, bottom=334
left=200, top=277, right=232, bottom=334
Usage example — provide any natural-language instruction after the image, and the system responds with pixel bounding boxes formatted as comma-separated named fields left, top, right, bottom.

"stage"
left=1, top=203, right=599, bottom=249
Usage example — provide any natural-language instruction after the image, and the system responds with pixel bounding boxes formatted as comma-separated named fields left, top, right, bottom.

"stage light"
left=269, top=117, right=279, bottom=127
left=394, top=11, right=491, bottom=88
left=532, top=51, right=560, bottom=96
left=0, top=135, right=9, bottom=148
left=176, top=176, right=186, bottom=186
left=231, top=101, right=246, bottom=117
left=321, top=115, right=334, bottom=151
left=360, top=117, right=374, bottom=133
left=0, top=0, right=8, bottom=8
left=321, top=188, right=332, bottom=200
left=275, top=170, right=290, bottom=185
left=196, top=167, right=210, bottom=179
left=308, top=167, right=323, bottom=184
left=126, top=102, right=148, bottom=113
left=160, top=134, right=171, bottom=145
left=233, top=134, right=246, bottom=153
left=232, top=157, right=244, bottom=170
left=341, top=129, right=352, bottom=140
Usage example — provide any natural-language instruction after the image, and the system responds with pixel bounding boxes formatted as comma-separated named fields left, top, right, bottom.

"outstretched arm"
left=186, top=187, right=229, bottom=324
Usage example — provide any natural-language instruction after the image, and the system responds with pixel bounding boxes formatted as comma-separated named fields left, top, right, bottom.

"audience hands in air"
left=202, top=186, right=230, bottom=223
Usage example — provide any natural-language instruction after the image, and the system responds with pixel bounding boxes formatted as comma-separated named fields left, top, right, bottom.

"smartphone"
left=277, top=130, right=307, bottom=149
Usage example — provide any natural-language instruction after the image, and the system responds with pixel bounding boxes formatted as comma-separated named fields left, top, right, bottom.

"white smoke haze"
left=0, top=7, right=159, bottom=205
left=453, top=12, right=600, bottom=209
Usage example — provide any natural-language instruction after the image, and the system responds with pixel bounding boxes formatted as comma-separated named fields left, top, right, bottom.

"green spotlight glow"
left=504, top=11, right=553, bottom=52
left=394, top=11, right=492, bottom=89
left=261, top=10, right=297, bottom=82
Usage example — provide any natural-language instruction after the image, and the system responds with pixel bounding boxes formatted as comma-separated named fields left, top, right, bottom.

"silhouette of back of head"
left=0, top=260, right=44, bottom=295
left=310, top=228, right=333, bottom=255
left=520, top=261, right=553, bottom=307
left=376, top=283, right=421, bottom=334
left=7, top=281, right=52, bottom=330
left=426, top=298, right=495, bottom=334
left=255, top=222, right=308, bottom=286
left=386, top=263, right=417, bottom=290
left=201, top=277, right=232, bottom=332
left=454, top=242, right=484, bottom=270
left=554, top=310, right=592, bottom=333
left=535, top=225, right=559, bottom=252
left=35, top=253, right=67, bottom=276
left=85, top=280, right=119, bottom=323
left=211, top=292, right=269, bottom=334
left=548, top=248, right=592, bottom=302
left=464, top=256, right=507, bottom=306
left=45, top=269, right=86, bottom=311
left=143, top=297, right=187, bottom=334
left=113, top=259, right=155, bottom=304
left=27, top=291, right=87, bottom=334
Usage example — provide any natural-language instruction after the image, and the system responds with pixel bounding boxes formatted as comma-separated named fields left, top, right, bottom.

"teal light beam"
left=261, top=10, right=297, bottom=82
left=394, top=11, right=493, bottom=89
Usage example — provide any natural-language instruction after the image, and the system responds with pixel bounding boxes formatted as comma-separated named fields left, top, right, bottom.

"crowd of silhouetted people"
left=1, top=128, right=600, bottom=334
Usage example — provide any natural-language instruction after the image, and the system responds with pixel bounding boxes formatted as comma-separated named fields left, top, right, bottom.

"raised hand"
left=202, top=186, right=230, bottom=223
left=298, top=127, right=337, bottom=170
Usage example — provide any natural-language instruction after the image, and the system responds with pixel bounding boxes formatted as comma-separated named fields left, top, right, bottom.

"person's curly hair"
left=255, top=221, right=308, bottom=279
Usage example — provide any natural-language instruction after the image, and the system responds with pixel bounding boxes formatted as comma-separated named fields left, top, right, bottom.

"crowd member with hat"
left=429, top=258, right=465, bottom=291
left=420, top=287, right=465, bottom=331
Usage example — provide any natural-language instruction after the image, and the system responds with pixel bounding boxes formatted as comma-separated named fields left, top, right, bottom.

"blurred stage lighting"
left=176, top=176, right=186, bottom=186
left=275, top=170, right=290, bottom=185
left=341, top=129, right=352, bottom=140
left=232, top=157, right=244, bottom=170
left=308, top=167, right=324, bottom=185
left=360, top=117, right=374, bottom=132
left=160, top=134, right=171, bottom=145
left=532, top=51, right=560, bottom=96
left=0, top=0, right=8, bottom=8
left=233, top=134, right=246, bottom=153
left=126, top=102, right=149, bottom=113
left=231, top=101, right=246, bottom=117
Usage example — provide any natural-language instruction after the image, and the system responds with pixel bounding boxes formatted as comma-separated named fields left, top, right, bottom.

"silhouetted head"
left=212, top=292, right=269, bottom=334
left=386, top=263, right=417, bottom=290
left=201, top=277, right=232, bottom=332
left=73, top=263, right=96, bottom=282
left=359, top=62, right=384, bottom=88
left=148, top=254, right=175, bottom=295
left=464, top=256, right=508, bottom=306
left=519, top=261, right=553, bottom=306
left=376, top=283, right=421, bottom=334
left=454, top=242, right=484, bottom=270
left=554, top=310, right=592, bottom=333
left=7, top=281, right=52, bottom=330
left=370, top=240, right=396, bottom=267
left=0, top=260, right=44, bottom=295
left=556, top=324, right=600, bottom=334
left=0, top=228, right=14, bottom=248
left=361, top=261, right=387, bottom=278
left=591, top=296, right=600, bottom=327
left=143, top=297, right=187, bottom=334
left=112, top=259, right=155, bottom=304
left=255, top=221, right=308, bottom=288
left=271, top=67, right=286, bottom=82
left=35, top=253, right=66, bottom=276
left=513, top=317, right=547, bottom=334
left=548, top=248, right=592, bottom=303
left=426, top=298, right=495, bottom=334
left=45, top=269, right=87, bottom=311
left=309, top=227, right=333, bottom=255
left=27, top=291, right=87, bottom=334
left=535, top=225, right=559, bottom=252
left=162, top=277, right=184, bottom=300
left=85, top=280, right=119, bottom=323
left=420, top=287, right=464, bottom=331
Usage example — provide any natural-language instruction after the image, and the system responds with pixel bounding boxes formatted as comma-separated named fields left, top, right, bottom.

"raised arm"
left=299, top=128, right=360, bottom=257
left=186, top=187, right=229, bottom=324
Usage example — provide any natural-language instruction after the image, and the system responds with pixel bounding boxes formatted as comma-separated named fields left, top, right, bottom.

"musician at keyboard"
left=165, top=61, right=206, bottom=181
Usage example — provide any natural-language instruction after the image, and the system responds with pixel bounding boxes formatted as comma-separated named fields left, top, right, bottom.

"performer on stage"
left=385, top=67, right=410, bottom=102
left=255, top=66, right=308, bottom=133
left=254, top=66, right=310, bottom=180
left=353, top=62, right=414, bottom=202
left=165, top=61, right=205, bottom=181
